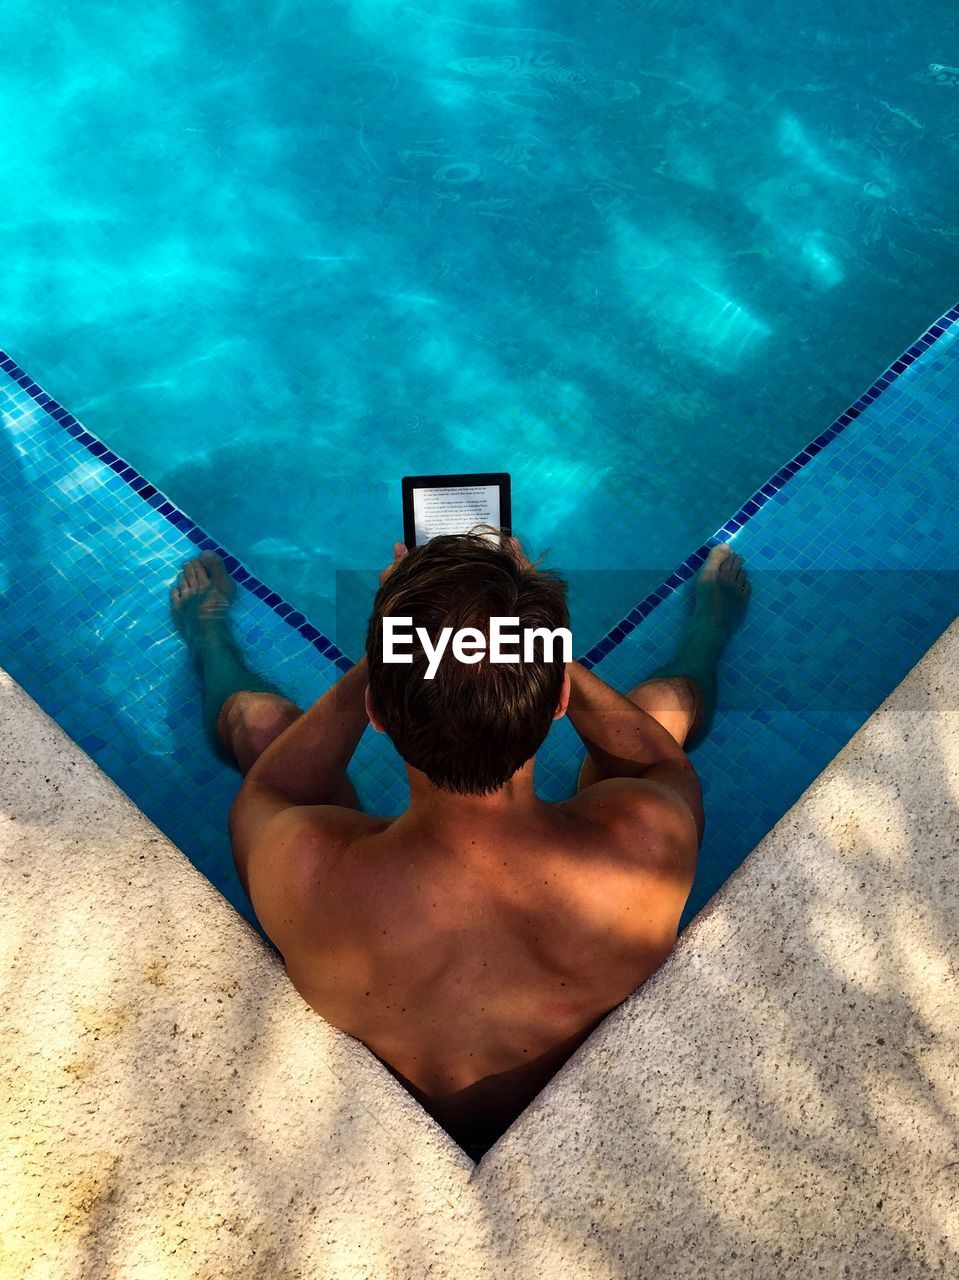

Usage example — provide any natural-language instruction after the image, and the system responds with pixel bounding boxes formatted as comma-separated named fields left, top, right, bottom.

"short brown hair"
left=366, top=534, right=569, bottom=795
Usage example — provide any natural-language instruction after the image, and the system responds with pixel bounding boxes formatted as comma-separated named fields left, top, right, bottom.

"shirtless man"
left=171, top=534, right=749, bottom=1159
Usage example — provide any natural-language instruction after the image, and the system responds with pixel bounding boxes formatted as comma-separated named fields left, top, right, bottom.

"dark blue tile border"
left=0, top=351, right=353, bottom=674
left=3, top=299, right=958, bottom=676
left=578, top=302, right=959, bottom=669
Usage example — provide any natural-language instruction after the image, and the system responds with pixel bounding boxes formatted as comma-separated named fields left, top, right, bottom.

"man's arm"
left=243, top=657, right=370, bottom=805
left=227, top=544, right=409, bottom=903
left=566, top=660, right=704, bottom=840
left=228, top=658, right=373, bottom=900
left=502, top=534, right=704, bottom=840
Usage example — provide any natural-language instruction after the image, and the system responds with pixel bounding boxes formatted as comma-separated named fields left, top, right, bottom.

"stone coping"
left=2, top=621, right=957, bottom=1278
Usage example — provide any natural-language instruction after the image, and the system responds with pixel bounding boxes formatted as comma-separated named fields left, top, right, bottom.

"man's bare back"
left=171, top=538, right=748, bottom=1156
left=250, top=768, right=698, bottom=1150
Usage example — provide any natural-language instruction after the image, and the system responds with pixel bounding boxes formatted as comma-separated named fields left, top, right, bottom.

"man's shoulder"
left=558, top=777, right=700, bottom=876
left=562, top=775, right=698, bottom=831
left=247, top=804, right=391, bottom=944
left=554, top=778, right=699, bottom=944
left=281, top=802, right=391, bottom=851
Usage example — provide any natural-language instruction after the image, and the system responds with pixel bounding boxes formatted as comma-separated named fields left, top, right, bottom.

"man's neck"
left=403, top=760, right=541, bottom=827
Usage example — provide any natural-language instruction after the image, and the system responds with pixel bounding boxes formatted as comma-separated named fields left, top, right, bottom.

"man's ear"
left=365, top=683, right=385, bottom=734
left=553, top=667, right=571, bottom=720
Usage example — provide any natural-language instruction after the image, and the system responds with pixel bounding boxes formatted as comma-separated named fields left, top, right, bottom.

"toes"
left=704, top=543, right=732, bottom=572
left=704, top=543, right=749, bottom=594
left=729, top=553, right=748, bottom=590
left=717, top=549, right=740, bottom=577
left=200, top=550, right=235, bottom=597
left=184, top=556, right=211, bottom=591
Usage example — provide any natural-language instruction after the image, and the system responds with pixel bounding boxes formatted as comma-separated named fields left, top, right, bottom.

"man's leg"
left=171, top=552, right=359, bottom=803
left=578, top=544, right=749, bottom=789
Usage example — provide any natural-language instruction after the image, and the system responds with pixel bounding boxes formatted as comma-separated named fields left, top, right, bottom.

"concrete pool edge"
left=3, top=298, right=958, bottom=674
left=3, top=616, right=957, bottom=1276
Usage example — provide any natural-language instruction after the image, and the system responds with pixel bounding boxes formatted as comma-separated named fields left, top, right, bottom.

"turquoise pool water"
left=2, top=4, right=959, bottom=932
left=2, top=1, right=958, bottom=649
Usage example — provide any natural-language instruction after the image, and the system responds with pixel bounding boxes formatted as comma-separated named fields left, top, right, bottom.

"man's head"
left=365, top=534, right=570, bottom=795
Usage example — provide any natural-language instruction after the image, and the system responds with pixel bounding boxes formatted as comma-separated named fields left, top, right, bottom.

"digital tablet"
left=402, top=473, right=511, bottom=549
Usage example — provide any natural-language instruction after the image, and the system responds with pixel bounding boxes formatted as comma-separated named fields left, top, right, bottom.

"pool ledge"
left=2, top=619, right=958, bottom=1276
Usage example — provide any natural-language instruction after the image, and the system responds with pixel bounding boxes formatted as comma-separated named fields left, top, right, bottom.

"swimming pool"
left=3, top=306, right=958, bottom=933
left=2, top=4, right=959, bottom=929
left=2, top=1, right=958, bottom=649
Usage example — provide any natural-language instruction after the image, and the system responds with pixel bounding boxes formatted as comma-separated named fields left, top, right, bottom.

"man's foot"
left=692, top=543, right=750, bottom=639
left=170, top=552, right=236, bottom=654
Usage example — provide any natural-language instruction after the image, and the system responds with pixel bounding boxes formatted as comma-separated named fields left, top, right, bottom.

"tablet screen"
left=402, top=473, right=511, bottom=548
left=412, top=483, right=500, bottom=545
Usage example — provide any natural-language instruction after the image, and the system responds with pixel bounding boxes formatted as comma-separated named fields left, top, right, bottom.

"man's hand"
left=379, top=541, right=409, bottom=587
